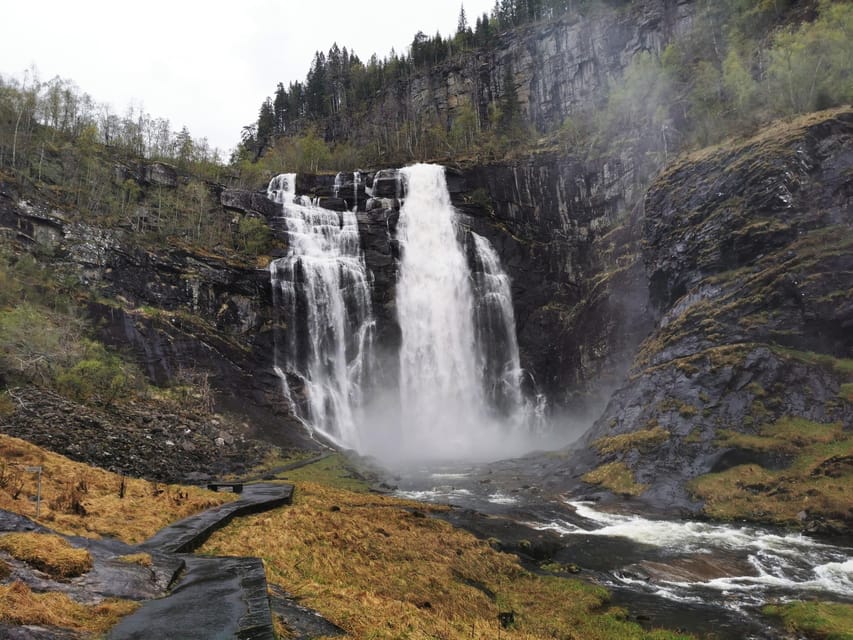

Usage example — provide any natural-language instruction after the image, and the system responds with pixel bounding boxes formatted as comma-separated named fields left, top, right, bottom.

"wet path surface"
left=140, top=483, right=294, bottom=554
left=110, top=483, right=294, bottom=640
left=107, top=556, right=267, bottom=640
left=1, top=481, right=345, bottom=640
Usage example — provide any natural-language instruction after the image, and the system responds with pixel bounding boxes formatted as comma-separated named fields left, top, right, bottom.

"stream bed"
left=390, top=464, right=853, bottom=639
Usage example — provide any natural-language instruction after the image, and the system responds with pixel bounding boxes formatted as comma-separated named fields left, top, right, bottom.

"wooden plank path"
left=109, top=483, right=303, bottom=640
left=139, top=483, right=294, bottom=554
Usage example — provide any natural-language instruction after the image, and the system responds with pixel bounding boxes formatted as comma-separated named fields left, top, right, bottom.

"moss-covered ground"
left=581, top=461, right=649, bottom=497
left=763, top=601, right=853, bottom=640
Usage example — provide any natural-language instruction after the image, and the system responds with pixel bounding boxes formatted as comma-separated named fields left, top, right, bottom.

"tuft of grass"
left=116, top=553, right=152, bottom=567
left=593, top=426, right=670, bottom=455
left=201, top=481, right=689, bottom=639
left=0, top=581, right=138, bottom=633
left=582, top=462, right=648, bottom=496
left=691, top=417, right=851, bottom=528
left=839, top=383, right=853, bottom=403
left=0, top=533, right=92, bottom=579
left=763, top=601, right=853, bottom=640
left=0, top=434, right=235, bottom=543
left=678, top=403, right=698, bottom=418
left=716, top=417, right=845, bottom=454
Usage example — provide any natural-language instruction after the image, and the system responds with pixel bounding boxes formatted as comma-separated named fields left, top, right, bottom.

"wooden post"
left=26, top=466, right=42, bottom=518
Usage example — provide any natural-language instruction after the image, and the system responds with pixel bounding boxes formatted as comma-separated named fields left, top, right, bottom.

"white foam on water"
left=527, top=501, right=853, bottom=603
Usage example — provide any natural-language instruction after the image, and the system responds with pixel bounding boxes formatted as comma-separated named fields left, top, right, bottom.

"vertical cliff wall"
left=325, top=0, right=694, bottom=148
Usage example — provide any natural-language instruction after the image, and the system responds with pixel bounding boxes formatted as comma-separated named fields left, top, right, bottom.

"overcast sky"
left=1, top=0, right=496, bottom=157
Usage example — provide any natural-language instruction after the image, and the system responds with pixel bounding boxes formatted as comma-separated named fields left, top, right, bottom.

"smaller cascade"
left=267, top=173, right=375, bottom=447
left=268, top=173, right=297, bottom=204
left=469, top=232, right=525, bottom=416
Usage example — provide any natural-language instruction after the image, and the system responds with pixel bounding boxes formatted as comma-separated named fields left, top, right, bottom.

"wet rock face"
left=454, top=154, right=649, bottom=406
left=643, top=113, right=853, bottom=315
left=221, top=189, right=279, bottom=218
left=574, top=109, right=853, bottom=521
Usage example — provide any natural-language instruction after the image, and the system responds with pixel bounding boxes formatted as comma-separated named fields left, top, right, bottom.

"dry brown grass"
left=116, top=552, right=153, bottom=567
left=202, top=481, right=689, bottom=640
left=0, top=580, right=138, bottom=633
left=593, top=426, right=670, bottom=455
left=0, top=532, right=92, bottom=579
left=582, top=462, right=648, bottom=496
left=0, top=434, right=235, bottom=543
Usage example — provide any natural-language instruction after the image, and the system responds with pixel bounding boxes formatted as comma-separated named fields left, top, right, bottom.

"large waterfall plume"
left=267, top=165, right=545, bottom=461
left=377, top=163, right=541, bottom=461
left=267, top=173, right=375, bottom=448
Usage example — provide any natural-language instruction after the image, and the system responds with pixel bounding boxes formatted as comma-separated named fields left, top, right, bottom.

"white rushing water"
left=267, top=173, right=375, bottom=447
left=267, top=164, right=548, bottom=461
left=470, top=231, right=526, bottom=418
left=528, top=500, right=853, bottom=606
left=390, top=163, right=534, bottom=460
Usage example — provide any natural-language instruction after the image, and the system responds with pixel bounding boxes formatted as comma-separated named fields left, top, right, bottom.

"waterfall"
left=469, top=231, right=525, bottom=417
left=393, top=163, right=531, bottom=460
left=267, top=173, right=375, bottom=447
left=266, top=165, right=543, bottom=461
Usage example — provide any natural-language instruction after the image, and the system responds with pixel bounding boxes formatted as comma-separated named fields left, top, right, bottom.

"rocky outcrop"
left=0, top=386, right=271, bottom=483
left=220, top=189, right=279, bottom=218
left=0, top=190, right=313, bottom=456
left=456, top=152, right=649, bottom=405
left=571, top=108, right=853, bottom=531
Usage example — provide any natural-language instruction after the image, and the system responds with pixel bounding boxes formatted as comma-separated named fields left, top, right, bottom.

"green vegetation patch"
left=771, top=346, right=853, bottom=379
left=276, top=453, right=372, bottom=493
left=582, top=462, right=648, bottom=497
left=691, top=418, right=852, bottom=528
left=763, top=601, right=853, bottom=640
left=593, top=426, right=670, bottom=455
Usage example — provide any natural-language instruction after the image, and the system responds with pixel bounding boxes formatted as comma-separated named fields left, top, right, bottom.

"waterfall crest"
left=267, top=173, right=375, bottom=447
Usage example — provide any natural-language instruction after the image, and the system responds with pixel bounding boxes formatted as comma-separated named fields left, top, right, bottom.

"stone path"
left=107, top=556, right=270, bottom=640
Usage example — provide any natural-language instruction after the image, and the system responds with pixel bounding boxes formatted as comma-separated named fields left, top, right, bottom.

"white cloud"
left=1, top=0, right=495, bottom=156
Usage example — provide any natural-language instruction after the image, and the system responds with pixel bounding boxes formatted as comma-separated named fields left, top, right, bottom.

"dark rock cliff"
left=0, top=182, right=311, bottom=455
left=457, top=154, right=652, bottom=407
left=323, top=0, right=694, bottom=147
left=567, top=108, right=852, bottom=531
